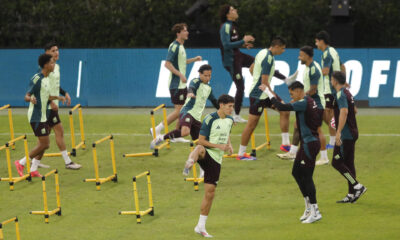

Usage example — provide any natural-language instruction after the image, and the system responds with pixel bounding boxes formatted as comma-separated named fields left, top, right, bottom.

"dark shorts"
left=324, top=94, right=335, bottom=109
left=30, top=122, right=50, bottom=137
left=249, top=94, right=283, bottom=116
left=179, top=113, right=202, bottom=140
left=294, top=141, right=321, bottom=168
left=197, top=150, right=221, bottom=186
left=47, top=110, right=61, bottom=127
left=169, top=88, right=187, bottom=105
left=317, top=108, right=324, bottom=127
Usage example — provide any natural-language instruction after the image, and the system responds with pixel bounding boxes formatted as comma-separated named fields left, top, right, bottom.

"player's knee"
left=181, top=127, right=190, bottom=136
left=205, top=188, right=215, bottom=200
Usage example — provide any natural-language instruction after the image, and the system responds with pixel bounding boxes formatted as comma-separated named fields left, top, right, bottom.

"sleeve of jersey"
left=188, top=79, right=200, bottom=94
left=199, top=116, right=212, bottom=139
left=261, top=55, right=273, bottom=75
left=336, top=91, right=348, bottom=109
left=290, top=99, right=307, bottom=111
left=27, top=80, right=35, bottom=94
left=310, top=66, right=320, bottom=86
left=271, top=98, right=294, bottom=111
left=220, top=23, right=245, bottom=50
left=323, top=52, right=333, bottom=68
left=166, top=43, right=178, bottom=62
left=208, top=90, right=219, bottom=109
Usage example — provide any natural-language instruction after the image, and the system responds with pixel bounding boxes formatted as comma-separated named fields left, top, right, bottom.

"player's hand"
left=187, top=93, right=196, bottom=98
left=180, top=74, right=187, bottom=83
left=59, top=96, right=66, bottom=105
left=243, top=35, right=255, bottom=43
left=194, top=56, right=202, bottom=61
left=65, top=93, right=71, bottom=106
left=50, top=101, right=58, bottom=111
left=30, top=96, right=37, bottom=104
left=258, top=84, right=267, bottom=91
left=335, top=132, right=342, bottom=146
left=217, top=144, right=229, bottom=152
left=228, top=145, right=233, bottom=155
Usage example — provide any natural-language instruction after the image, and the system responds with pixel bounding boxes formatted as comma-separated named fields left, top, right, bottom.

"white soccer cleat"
left=170, top=137, right=190, bottom=143
left=233, top=115, right=247, bottom=123
left=195, top=226, right=213, bottom=238
left=302, top=210, right=322, bottom=224
left=299, top=208, right=311, bottom=221
left=316, top=158, right=329, bottom=165
left=37, top=162, right=50, bottom=168
left=66, top=162, right=82, bottom=170
left=150, top=135, right=164, bottom=150
left=284, top=70, right=299, bottom=85
left=277, top=152, right=296, bottom=160
left=149, top=128, right=155, bottom=138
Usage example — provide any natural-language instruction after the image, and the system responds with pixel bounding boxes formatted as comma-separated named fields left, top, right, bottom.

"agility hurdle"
left=84, top=135, right=117, bottom=190
left=0, top=105, right=15, bottom=150
left=123, top=104, right=170, bottom=158
left=30, top=169, right=61, bottom=223
left=0, top=135, right=31, bottom=191
left=250, top=108, right=271, bottom=157
left=184, top=140, right=204, bottom=191
left=119, top=171, right=154, bottom=223
left=0, top=217, right=20, bottom=240
left=69, top=104, right=86, bottom=156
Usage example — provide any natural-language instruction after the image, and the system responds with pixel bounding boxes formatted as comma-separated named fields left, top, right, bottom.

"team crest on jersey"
left=41, top=128, right=46, bottom=134
left=216, top=125, right=220, bottom=129
left=334, top=154, right=340, bottom=160
left=179, top=94, right=184, bottom=100
left=301, top=160, right=305, bottom=165
left=258, top=107, right=262, bottom=113
left=185, top=118, right=190, bottom=123
left=236, top=74, right=241, bottom=80
left=53, top=117, right=57, bottom=123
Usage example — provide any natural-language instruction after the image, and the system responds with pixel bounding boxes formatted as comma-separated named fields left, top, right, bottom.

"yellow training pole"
left=162, top=105, right=170, bottom=149
left=8, top=108, right=15, bottom=150
left=55, top=171, right=61, bottom=213
left=264, top=109, right=271, bottom=150
left=41, top=176, right=49, bottom=223
left=15, top=218, right=21, bottom=240
left=250, top=132, right=256, bottom=157
left=133, top=179, right=141, bottom=223
left=5, top=146, right=13, bottom=190
left=24, top=136, right=31, bottom=175
left=0, top=217, right=21, bottom=240
left=110, top=137, right=117, bottom=177
left=78, top=107, right=86, bottom=149
left=69, top=111, right=76, bottom=151
left=92, top=146, right=101, bottom=190
left=147, top=172, right=154, bottom=216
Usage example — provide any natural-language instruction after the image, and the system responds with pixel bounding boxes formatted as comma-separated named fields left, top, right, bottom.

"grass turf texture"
left=1, top=108, right=400, bottom=240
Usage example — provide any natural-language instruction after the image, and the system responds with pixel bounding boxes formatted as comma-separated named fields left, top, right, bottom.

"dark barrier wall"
left=0, top=48, right=399, bottom=107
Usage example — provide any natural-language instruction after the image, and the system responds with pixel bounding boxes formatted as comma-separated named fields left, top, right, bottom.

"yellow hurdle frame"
left=84, top=135, right=117, bottom=190
left=123, top=104, right=170, bottom=158
left=0, top=135, right=31, bottom=191
left=30, top=169, right=61, bottom=223
left=0, top=104, right=15, bottom=150
left=250, top=108, right=271, bottom=157
left=184, top=140, right=204, bottom=191
left=119, top=171, right=154, bottom=224
left=0, top=217, right=21, bottom=240
left=69, top=104, right=86, bottom=156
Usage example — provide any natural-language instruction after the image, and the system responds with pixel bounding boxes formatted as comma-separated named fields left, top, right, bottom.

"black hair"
left=44, top=42, right=57, bottom=51
left=288, top=81, right=304, bottom=91
left=332, top=71, right=346, bottom=84
left=198, top=64, right=212, bottom=73
left=270, top=36, right=286, bottom=47
left=219, top=4, right=231, bottom=23
left=38, top=54, right=53, bottom=68
left=316, top=30, right=330, bottom=45
left=300, top=45, right=314, bottom=57
left=218, top=94, right=235, bottom=105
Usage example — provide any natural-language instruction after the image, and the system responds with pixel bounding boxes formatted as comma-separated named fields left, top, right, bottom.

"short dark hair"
left=38, top=53, right=52, bottom=68
left=270, top=36, right=286, bottom=47
left=171, top=23, right=188, bottom=35
left=198, top=64, right=212, bottom=73
left=44, top=42, right=57, bottom=51
left=218, top=94, right=235, bottom=105
left=332, top=71, right=346, bottom=84
left=300, top=45, right=314, bottom=57
left=288, top=81, right=304, bottom=91
left=219, top=4, right=231, bottom=23
left=316, top=30, right=330, bottom=44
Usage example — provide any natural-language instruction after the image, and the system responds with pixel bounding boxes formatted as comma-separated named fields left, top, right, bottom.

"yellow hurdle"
left=119, top=171, right=154, bottom=224
left=0, top=104, right=15, bottom=150
left=123, top=104, right=170, bottom=158
left=0, top=217, right=21, bottom=240
left=0, top=135, right=31, bottom=191
left=84, top=135, right=117, bottom=190
left=30, top=169, right=61, bottom=223
left=250, top=108, right=271, bottom=157
left=184, top=140, right=204, bottom=191
left=69, top=104, right=86, bottom=156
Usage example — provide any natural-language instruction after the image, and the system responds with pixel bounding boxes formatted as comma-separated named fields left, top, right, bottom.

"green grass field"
left=1, top=108, right=400, bottom=240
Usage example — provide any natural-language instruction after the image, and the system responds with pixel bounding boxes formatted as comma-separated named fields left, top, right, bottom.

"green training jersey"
left=200, top=112, right=234, bottom=164
left=249, top=49, right=275, bottom=99
left=303, top=61, right=325, bottom=109
left=166, top=40, right=187, bottom=90
left=27, top=73, right=50, bottom=123
left=47, top=63, right=60, bottom=107
left=321, top=46, right=341, bottom=94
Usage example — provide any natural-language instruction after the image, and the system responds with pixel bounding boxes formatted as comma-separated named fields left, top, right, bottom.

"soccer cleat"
left=336, top=194, right=354, bottom=203
left=150, top=135, right=164, bottom=149
left=233, top=115, right=247, bottom=123
left=194, top=226, right=213, bottom=238
left=183, top=159, right=195, bottom=176
left=277, top=152, right=296, bottom=160
left=351, top=185, right=367, bottom=203
left=301, top=210, right=322, bottom=224
left=66, top=162, right=82, bottom=170
left=14, top=160, right=25, bottom=177
left=236, top=153, right=256, bottom=161
left=38, top=162, right=50, bottom=168
left=326, top=144, right=334, bottom=149
left=299, top=208, right=311, bottom=221
left=280, top=144, right=290, bottom=152
left=316, top=158, right=329, bottom=165
left=170, top=137, right=190, bottom=143
left=30, top=171, right=42, bottom=178
left=149, top=128, right=155, bottom=138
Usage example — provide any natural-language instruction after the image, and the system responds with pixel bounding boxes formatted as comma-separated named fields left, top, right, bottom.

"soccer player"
left=277, top=46, right=328, bottom=164
left=331, top=71, right=366, bottom=203
left=150, top=64, right=219, bottom=149
left=152, top=23, right=202, bottom=142
left=183, top=94, right=235, bottom=237
left=315, top=30, right=346, bottom=156
left=263, top=82, right=322, bottom=223
left=236, top=37, right=291, bottom=160
left=15, top=54, right=65, bottom=177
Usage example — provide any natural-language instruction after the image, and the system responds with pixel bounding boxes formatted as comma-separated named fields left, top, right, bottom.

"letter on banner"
left=345, top=60, right=362, bottom=97
left=369, top=60, right=390, bottom=98
left=394, top=61, right=400, bottom=98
